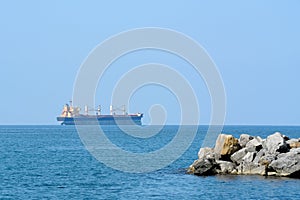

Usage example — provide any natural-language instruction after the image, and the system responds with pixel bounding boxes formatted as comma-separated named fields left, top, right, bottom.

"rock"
left=287, top=139, right=300, bottom=149
left=264, top=132, right=289, bottom=154
left=198, top=147, right=214, bottom=160
left=188, top=148, right=218, bottom=175
left=214, top=134, right=241, bottom=160
left=242, top=152, right=256, bottom=163
left=231, top=148, right=248, bottom=164
left=259, top=153, right=277, bottom=166
left=253, top=149, right=266, bottom=164
left=188, top=158, right=218, bottom=176
left=236, top=152, right=267, bottom=175
left=188, top=133, right=300, bottom=178
left=245, top=137, right=263, bottom=152
left=269, top=148, right=300, bottom=177
left=250, top=165, right=267, bottom=175
left=239, top=134, right=253, bottom=148
left=237, top=162, right=267, bottom=176
left=290, top=142, right=300, bottom=148
left=187, top=162, right=196, bottom=174
left=216, top=160, right=236, bottom=174
left=287, top=138, right=298, bottom=143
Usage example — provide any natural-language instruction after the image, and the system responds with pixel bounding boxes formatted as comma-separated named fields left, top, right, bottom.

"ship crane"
left=84, top=105, right=101, bottom=115
left=110, top=105, right=127, bottom=115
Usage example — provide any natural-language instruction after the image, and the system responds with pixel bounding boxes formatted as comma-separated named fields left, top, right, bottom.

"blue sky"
left=0, top=1, right=299, bottom=125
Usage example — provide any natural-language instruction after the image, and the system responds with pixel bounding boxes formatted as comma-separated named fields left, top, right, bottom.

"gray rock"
left=238, top=162, right=266, bottom=175
left=253, top=149, right=266, bottom=164
left=216, top=160, right=236, bottom=174
left=236, top=152, right=267, bottom=176
left=236, top=164, right=242, bottom=174
left=242, top=152, right=256, bottom=163
left=259, top=153, right=277, bottom=166
left=198, top=147, right=214, bottom=160
left=231, top=148, right=248, bottom=164
left=236, top=162, right=248, bottom=174
left=250, top=165, right=267, bottom=175
left=239, top=134, right=253, bottom=148
left=264, top=132, right=289, bottom=154
left=245, top=137, right=263, bottom=152
left=290, top=147, right=300, bottom=154
left=188, top=158, right=218, bottom=176
left=269, top=148, right=300, bottom=177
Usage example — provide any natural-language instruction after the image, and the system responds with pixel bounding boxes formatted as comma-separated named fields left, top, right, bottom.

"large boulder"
left=216, top=160, right=237, bottom=174
left=243, top=152, right=256, bottom=163
left=253, top=149, right=266, bottom=164
left=231, top=148, right=248, bottom=164
left=259, top=153, right=277, bottom=166
left=237, top=152, right=267, bottom=175
left=198, top=147, right=214, bottom=160
left=269, top=148, right=300, bottom=177
left=188, top=147, right=217, bottom=175
left=239, top=134, right=253, bottom=148
left=214, top=134, right=241, bottom=160
left=237, top=162, right=267, bottom=176
left=245, top=136, right=263, bottom=152
left=263, top=132, right=289, bottom=154
left=187, top=158, right=218, bottom=176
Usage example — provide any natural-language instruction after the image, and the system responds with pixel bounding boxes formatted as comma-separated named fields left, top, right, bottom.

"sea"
left=0, top=125, right=299, bottom=199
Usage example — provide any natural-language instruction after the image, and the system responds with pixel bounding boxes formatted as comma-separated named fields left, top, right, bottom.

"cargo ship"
left=57, top=101, right=143, bottom=125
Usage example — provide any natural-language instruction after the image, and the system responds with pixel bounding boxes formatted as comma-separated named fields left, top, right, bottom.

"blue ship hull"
left=57, top=114, right=143, bottom=125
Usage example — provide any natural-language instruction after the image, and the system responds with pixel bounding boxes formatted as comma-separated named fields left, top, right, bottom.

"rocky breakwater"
left=187, top=132, right=300, bottom=178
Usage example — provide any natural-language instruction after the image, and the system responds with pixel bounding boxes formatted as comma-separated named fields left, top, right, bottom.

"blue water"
left=0, top=125, right=299, bottom=199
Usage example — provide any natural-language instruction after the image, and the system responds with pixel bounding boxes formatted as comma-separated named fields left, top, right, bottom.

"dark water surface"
left=0, top=125, right=299, bottom=199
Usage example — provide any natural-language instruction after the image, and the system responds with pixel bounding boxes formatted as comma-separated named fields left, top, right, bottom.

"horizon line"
left=0, top=124, right=300, bottom=126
